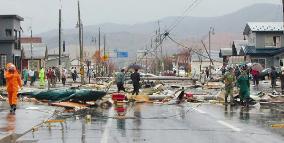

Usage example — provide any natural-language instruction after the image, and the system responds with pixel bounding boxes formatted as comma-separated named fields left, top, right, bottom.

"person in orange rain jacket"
left=5, top=63, right=22, bottom=114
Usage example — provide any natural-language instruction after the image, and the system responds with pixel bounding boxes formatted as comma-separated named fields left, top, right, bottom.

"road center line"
left=217, top=120, right=241, bottom=132
left=100, top=110, right=114, bottom=143
left=191, top=107, right=207, bottom=114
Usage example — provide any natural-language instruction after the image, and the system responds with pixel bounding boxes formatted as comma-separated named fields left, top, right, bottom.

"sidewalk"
left=0, top=102, right=58, bottom=143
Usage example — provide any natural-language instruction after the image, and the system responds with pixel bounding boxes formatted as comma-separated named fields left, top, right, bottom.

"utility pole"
left=282, top=0, right=284, bottom=35
left=98, top=27, right=101, bottom=76
left=208, top=27, right=214, bottom=79
left=77, top=0, right=84, bottom=84
left=103, top=34, right=106, bottom=76
left=30, top=28, right=33, bottom=61
left=82, top=24, right=84, bottom=52
left=155, top=30, right=159, bottom=75
left=59, top=9, right=62, bottom=65
left=158, top=21, right=164, bottom=72
left=103, top=35, right=106, bottom=58
left=145, top=46, right=148, bottom=73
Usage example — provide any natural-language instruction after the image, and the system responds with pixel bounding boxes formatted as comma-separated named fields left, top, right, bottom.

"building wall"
left=0, top=17, right=22, bottom=68
left=0, top=43, right=13, bottom=66
left=0, top=18, right=21, bottom=40
left=0, top=18, right=14, bottom=40
left=250, top=56, right=273, bottom=68
left=255, top=32, right=284, bottom=48
left=272, top=53, right=284, bottom=67
left=247, top=32, right=256, bottom=46
left=46, top=57, right=71, bottom=69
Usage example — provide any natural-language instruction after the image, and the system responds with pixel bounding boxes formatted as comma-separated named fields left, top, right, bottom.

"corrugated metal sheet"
left=247, top=22, right=284, bottom=32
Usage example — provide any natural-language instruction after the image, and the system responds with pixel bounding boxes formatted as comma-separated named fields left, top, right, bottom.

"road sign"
left=117, top=52, right=128, bottom=58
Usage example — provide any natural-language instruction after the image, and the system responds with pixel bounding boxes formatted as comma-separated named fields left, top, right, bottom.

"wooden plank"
left=271, top=124, right=284, bottom=128
left=45, top=120, right=65, bottom=123
left=50, top=102, right=88, bottom=108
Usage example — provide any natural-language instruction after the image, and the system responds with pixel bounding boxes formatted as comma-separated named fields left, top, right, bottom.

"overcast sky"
left=0, top=0, right=281, bottom=34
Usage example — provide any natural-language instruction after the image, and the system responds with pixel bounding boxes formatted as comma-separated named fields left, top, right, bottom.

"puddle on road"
left=7, top=103, right=284, bottom=142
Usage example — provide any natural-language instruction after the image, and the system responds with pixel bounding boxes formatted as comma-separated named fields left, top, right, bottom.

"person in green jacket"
left=39, top=67, right=45, bottom=88
left=23, top=68, right=29, bottom=86
left=237, top=69, right=250, bottom=107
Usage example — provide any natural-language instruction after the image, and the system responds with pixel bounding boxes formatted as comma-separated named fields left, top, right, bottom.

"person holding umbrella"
left=131, top=69, right=141, bottom=95
left=270, top=66, right=277, bottom=89
left=251, top=69, right=259, bottom=88
left=251, top=63, right=263, bottom=89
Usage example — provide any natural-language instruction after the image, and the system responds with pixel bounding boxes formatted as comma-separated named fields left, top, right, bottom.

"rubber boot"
left=240, top=99, right=244, bottom=106
left=245, top=99, right=249, bottom=108
left=224, top=95, right=228, bottom=105
left=13, top=104, right=16, bottom=112
left=9, top=105, right=13, bottom=113
left=230, top=95, right=236, bottom=106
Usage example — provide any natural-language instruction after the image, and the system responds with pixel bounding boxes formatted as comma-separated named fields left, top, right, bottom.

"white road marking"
left=191, top=107, right=207, bottom=114
left=217, top=120, right=241, bottom=132
left=100, top=110, right=114, bottom=143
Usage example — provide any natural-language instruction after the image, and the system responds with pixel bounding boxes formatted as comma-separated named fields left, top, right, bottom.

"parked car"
left=259, top=67, right=281, bottom=80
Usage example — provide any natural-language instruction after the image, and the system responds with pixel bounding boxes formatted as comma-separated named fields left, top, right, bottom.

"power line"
left=167, top=35, right=223, bottom=64
left=139, top=0, right=203, bottom=61
left=167, top=0, right=203, bottom=32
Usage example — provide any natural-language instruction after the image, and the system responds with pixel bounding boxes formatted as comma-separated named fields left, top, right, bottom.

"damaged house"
left=240, top=22, right=284, bottom=68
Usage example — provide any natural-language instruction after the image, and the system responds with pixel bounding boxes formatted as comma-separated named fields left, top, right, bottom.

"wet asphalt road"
left=14, top=102, right=284, bottom=143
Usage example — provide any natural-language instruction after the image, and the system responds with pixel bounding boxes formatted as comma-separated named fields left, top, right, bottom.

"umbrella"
left=251, top=63, right=263, bottom=72
left=127, top=64, right=142, bottom=70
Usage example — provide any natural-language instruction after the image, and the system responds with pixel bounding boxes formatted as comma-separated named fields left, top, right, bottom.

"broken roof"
left=243, top=22, right=284, bottom=35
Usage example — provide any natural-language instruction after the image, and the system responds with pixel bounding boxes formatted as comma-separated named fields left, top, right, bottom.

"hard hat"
left=6, top=63, right=15, bottom=71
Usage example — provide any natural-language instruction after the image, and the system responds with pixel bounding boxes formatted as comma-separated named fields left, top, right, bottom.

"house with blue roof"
left=238, top=22, right=284, bottom=68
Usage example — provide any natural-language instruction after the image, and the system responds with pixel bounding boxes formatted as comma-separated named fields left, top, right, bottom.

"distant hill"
left=39, top=3, right=283, bottom=60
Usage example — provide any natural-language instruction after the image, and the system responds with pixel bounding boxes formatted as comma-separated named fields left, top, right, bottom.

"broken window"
left=18, top=31, right=21, bottom=49
left=273, top=36, right=281, bottom=48
left=5, top=29, right=12, bottom=37
left=14, top=30, right=17, bottom=39
left=265, top=35, right=281, bottom=48
left=14, top=42, right=17, bottom=49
